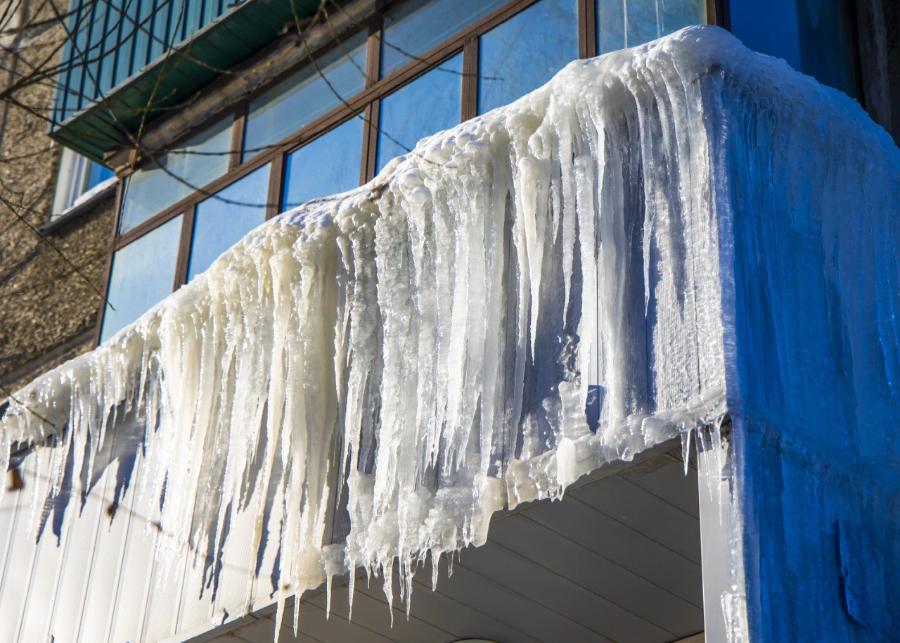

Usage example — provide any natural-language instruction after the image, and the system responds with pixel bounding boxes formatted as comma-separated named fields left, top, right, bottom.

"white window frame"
left=52, top=148, right=115, bottom=220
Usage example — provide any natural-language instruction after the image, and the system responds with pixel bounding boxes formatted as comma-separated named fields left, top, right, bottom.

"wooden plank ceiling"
left=194, top=444, right=704, bottom=643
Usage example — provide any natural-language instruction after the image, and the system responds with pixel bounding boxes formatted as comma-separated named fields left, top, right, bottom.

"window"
left=52, top=149, right=115, bottom=218
left=729, top=0, right=859, bottom=97
left=100, top=215, right=183, bottom=343
left=478, top=0, right=580, bottom=114
left=377, top=53, right=463, bottom=172
left=596, top=0, right=706, bottom=54
left=244, top=32, right=368, bottom=162
left=187, top=164, right=271, bottom=282
left=98, top=0, right=716, bottom=346
left=119, top=118, right=233, bottom=234
left=380, top=0, right=506, bottom=77
left=283, top=116, right=364, bottom=211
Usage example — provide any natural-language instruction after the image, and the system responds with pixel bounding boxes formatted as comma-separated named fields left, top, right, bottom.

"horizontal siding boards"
left=195, top=450, right=704, bottom=642
left=622, top=458, right=701, bottom=518
left=52, top=0, right=299, bottom=161
left=569, top=474, right=703, bottom=564
left=522, top=487, right=704, bottom=603
left=459, top=541, right=672, bottom=643
left=487, top=514, right=704, bottom=635
left=307, top=584, right=455, bottom=642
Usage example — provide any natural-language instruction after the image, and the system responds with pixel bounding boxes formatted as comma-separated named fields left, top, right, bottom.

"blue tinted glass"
left=283, top=116, right=363, bottom=210
left=730, top=0, right=858, bottom=96
left=477, top=0, right=579, bottom=114
left=187, top=164, right=270, bottom=282
left=245, top=32, right=367, bottom=160
left=86, top=161, right=114, bottom=190
left=376, top=53, right=462, bottom=172
left=596, top=0, right=705, bottom=53
left=101, top=215, right=182, bottom=343
left=380, top=0, right=507, bottom=77
left=120, top=118, right=232, bottom=234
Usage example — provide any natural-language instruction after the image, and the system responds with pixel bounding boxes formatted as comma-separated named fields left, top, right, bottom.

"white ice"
left=1, top=25, right=892, bottom=642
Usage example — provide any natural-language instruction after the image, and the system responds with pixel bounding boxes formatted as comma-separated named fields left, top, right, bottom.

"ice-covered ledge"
left=2, top=26, right=898, bottom=642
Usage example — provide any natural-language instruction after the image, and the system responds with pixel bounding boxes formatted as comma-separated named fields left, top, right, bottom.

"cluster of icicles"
left=0, top=27, right=765, bottom=639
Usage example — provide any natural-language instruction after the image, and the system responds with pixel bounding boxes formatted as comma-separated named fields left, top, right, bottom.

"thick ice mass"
left=1, top=25, right=896, bottom=642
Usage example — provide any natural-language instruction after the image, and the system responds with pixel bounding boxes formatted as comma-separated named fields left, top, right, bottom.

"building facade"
left=0, top=1, right=898, bottom=642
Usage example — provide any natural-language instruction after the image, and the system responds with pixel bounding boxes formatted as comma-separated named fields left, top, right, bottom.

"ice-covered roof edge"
left=2, top=25, right=895, bottom=642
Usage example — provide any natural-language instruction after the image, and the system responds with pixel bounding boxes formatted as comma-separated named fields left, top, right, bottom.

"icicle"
left=1, top=24, right=889, bottom=643
left=681, top=427, right=693, bottom=475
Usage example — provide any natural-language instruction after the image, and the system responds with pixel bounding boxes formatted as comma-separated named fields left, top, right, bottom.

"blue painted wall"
left=716, top=46, right=899, bottom=640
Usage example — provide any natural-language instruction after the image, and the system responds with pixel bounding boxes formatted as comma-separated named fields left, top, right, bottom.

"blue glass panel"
left=380, top=0, right=506, bottom=77
left=477, top=0, right=579, bottom=114
left=596, top=0, right=705, bottom=53
left=187, top=164, right=270, bottom=282
left=283, top=116, right=363, bottom=210
left=596, top=0, right=626, bottom=53
left=730, top=0, right=858, bottom=97
left=244, top=31, right=367, bottom=161
left=119, top=117, right=232, bottom=234
left=87, top=161, right=114, bottom=190
left=376, top=53, right=462, bottom=172
left=100, top=214, right=182, bottom=343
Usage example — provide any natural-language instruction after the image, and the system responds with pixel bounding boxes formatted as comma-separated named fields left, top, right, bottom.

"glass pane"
left=380, top=0, right=507, bottom=77
left=119, top=118, right=232, bottom=234
left=87, top=161, right=114, bottom=190
left=477, top=0, right=579, bottom=114
left=244, top=31, right=367, bottom=161
left=282, top=116, right=364, bottom=211
left=101, top=214, right=182, bottom=343
left=730, top=0, right=858, bottom=97
left=376, top=53, right=462, bottom=173
left=187, top=164, right=270, bottom=282
left=596, top=0, right=705, bottom=54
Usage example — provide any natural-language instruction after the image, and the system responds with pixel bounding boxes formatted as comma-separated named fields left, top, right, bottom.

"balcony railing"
left=50, top=0, right=314, bottom=162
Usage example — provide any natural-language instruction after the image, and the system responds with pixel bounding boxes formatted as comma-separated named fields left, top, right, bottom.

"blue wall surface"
left=717, top=52, right=899, bottom=640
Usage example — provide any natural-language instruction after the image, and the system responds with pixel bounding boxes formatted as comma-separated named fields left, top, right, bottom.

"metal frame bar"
left=707, top=0, right=730, bottom=30
left=92, top=178, right=125, bottom=346
left=173, top=205, right=196, bottom=288
left=461, top=36, right=479, bottom=121
left=228, top=103, right=248, bottom=171
left=93, top=0, right=730, bottom=346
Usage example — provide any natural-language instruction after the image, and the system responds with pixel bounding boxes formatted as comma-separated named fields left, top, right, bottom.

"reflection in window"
left=244, top=32, right=367, bottom=161
left=100, top=215, right=182, bottom=343
left=52, top=149, right=115, bottom=219
left=119, top=119, right=232, bottom=235
left=729, top=0, right=858, bottom=97
left=187, top=164, right=270, bottom=282
left=376, top=53, right=462, bottom=173
left=380, top=0, right=506, bottom=77
left=478, top=0, right=579, bottom=114
left=596, top=0, right=705, bottom=54
left=283, top=117, right=363, bottom=211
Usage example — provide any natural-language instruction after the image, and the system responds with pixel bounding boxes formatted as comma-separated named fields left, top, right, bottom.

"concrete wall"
left=0, top=0, right=115, bottom=393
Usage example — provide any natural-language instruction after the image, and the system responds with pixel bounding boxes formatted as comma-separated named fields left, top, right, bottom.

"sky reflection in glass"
left=119, top=119, right=232, bottom=234
left=376, top=53, right=462, bottom=172
left=101, top=215, right=182, bottom=343
left=380, top=0, right=506, bottom=77
left=478, top=0, right=578, bottom=114
left=596, top=0, right=705, bottom=54
left=244, top=32, right=367, bottom=161
left=282, top=116, right=363, bottom=211
left=187, top=164, right=270, bottom=282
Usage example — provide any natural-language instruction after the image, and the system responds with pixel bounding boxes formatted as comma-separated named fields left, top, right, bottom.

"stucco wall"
left=0, top=0, right=115, bottom=393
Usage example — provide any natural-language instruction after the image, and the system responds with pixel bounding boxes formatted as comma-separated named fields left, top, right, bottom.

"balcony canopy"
left=50, top=0, right=318, bottom=163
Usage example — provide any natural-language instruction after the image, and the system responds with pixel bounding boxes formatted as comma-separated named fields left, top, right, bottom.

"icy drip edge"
left=4, top=25, right=864, bottom=640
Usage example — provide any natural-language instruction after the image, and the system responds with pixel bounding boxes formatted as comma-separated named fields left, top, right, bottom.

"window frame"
left=95, top=0, right=725, bottom=346
left=51, top=148, right=116, bottom=220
